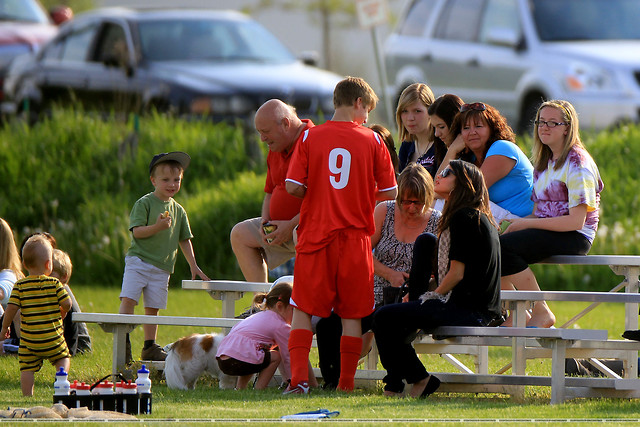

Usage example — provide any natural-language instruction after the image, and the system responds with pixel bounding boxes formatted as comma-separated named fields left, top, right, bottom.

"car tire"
left=519, top=93, right=546, bottom=136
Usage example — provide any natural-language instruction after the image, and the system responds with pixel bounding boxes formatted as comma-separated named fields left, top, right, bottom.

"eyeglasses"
left=534, top=120, right=569, bottom=128
left=400, top=199, right=424, bottom=207
left=460, top=103, right=486, bottom=112
left=439, top=168, right=455, bottom=178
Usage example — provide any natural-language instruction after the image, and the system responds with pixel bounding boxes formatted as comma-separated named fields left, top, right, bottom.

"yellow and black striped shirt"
left=8, top=275, right=70, bottom=352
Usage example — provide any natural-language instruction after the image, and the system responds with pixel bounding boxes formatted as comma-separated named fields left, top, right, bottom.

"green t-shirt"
left=126, top=192, right=193, bottom=273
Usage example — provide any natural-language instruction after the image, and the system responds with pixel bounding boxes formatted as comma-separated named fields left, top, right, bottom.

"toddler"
left=0, top=235, right=71, bottom=396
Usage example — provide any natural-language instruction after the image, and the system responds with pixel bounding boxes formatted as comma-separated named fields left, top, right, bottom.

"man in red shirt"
left=284, top=77, right=398, bottom=393
left=230, top=100, right=314, bottom=285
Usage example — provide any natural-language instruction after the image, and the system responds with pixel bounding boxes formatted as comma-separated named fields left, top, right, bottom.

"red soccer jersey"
left=286, top=120, right=397, bottom=253
left=265, top=119, right=314, bottom=221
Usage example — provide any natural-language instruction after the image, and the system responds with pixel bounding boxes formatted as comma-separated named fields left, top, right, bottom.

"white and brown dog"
left=164, top=334, right=236, bottom=390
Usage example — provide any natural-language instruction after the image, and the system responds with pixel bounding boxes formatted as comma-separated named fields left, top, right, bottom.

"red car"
left=0, top=0, right=71, bottom=100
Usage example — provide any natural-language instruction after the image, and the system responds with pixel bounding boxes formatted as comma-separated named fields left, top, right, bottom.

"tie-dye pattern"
left=532, top=146, right=603, bottom=243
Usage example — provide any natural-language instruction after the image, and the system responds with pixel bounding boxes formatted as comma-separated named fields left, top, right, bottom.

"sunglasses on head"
left=439, top=167, right=455, bottom=178
left=460, top=102, right=486, bottom=113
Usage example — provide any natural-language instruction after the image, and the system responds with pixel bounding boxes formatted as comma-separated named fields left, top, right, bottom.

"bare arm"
left=480, top=154, right=516, bottom=189
left=285, top=180, right=306, bottom=199
left=376, top=187, right=398, bottom=202
left=435, top=134, right=465, bottom=177
left=504, top=204, right=588, bottom=234
left=434, top=260, right=465, bottom=295
left=179, top=239, right=210, bottom=280
left=0, top=303, right=18, bottom=339
left=60, top=297, right=72, bottom=313
left=132, top=213, right=171, bottom=239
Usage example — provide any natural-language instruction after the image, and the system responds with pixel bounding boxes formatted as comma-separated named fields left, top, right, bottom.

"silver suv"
left=384, top=0, right=640, bottom=133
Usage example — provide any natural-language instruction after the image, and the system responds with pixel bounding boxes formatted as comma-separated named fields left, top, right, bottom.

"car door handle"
left=467, top=58, right=479, bottom=67
left=421, top=53, right=432, bottom=62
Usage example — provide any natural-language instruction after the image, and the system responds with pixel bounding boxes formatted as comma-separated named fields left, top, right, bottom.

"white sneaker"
left=283, top=381, right=309, bottom=395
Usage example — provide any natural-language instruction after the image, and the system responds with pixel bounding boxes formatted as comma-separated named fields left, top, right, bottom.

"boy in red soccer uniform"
left=284, top=77, right=398, bottom=393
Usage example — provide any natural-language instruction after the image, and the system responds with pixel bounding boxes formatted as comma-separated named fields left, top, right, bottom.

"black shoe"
left=420, top=375, right=441, bottom=398
left=622, top=330, right=640, bottom=341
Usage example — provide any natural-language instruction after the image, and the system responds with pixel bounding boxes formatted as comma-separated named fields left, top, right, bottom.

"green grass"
left=1, top=285, right=639, bottom=424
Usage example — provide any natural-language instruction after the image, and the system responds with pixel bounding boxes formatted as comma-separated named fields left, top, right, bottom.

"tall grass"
left=0, top=109, right=262, bottom=286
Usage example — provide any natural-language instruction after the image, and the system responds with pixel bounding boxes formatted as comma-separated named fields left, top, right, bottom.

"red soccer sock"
left=337, top=335, right=363, bottom=392
left=288, top=328, right=313, bottom=387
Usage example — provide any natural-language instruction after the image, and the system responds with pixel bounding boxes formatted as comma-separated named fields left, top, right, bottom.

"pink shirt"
left=216, top=309, right=291, bottom=380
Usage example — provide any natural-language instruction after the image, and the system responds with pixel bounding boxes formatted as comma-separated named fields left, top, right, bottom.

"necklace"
left=416, top=140, right=433, bottom=158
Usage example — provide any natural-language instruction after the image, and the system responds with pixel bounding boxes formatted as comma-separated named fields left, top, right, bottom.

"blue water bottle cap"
left=56, top=367, right=67, bottom=376
left=138, top=364, right=149, bottom=374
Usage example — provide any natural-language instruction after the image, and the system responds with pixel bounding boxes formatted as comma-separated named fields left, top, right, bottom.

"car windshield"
left=138, top=18, right=296, bottom=63
left=0, top=0, right=49, bottom=23
left=531, top=0, right=640, bottom=41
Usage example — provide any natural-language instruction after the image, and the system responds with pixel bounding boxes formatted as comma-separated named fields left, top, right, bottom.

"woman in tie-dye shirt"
left=500, top=100, right=603, bottom=328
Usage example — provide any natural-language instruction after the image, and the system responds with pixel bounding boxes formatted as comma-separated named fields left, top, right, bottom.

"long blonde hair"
left=532, top=100, right=583, bottom=172
left=0, top=218, right=24, bottom=279
left=395, top=83, right=435, bottom=143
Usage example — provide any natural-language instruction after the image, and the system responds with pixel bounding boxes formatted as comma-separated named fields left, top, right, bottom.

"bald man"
left=230, top=100, right=314, bottom=294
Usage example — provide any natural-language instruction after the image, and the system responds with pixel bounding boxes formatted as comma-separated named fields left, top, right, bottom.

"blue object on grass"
left=281, top=409, right=340, bottom=419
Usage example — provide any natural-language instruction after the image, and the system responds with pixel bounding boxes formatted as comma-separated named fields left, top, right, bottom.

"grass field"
left=1, top=284, right=640, bottom=425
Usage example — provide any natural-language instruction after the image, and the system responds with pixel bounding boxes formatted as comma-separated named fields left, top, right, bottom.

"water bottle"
left=122, top=381, right=138, bottom=415
left=136, top=365, right=152, bottom=414
left=135, top=365, right=152, bottom=393
left=53, top=367, right=70, bottom=396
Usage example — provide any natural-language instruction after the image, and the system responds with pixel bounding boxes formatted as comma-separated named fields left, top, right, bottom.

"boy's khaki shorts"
left=120, top=256, right=170, bottom=310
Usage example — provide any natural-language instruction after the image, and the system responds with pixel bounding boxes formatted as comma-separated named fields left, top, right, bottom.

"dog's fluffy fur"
left=164, top=333, right=236, bottom=390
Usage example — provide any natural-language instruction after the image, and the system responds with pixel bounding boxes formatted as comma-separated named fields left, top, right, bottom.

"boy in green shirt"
left=119, top=151, right=209, bottom=362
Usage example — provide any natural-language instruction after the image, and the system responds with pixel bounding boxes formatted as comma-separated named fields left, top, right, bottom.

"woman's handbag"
left=382, top=282, right=409, bottom=305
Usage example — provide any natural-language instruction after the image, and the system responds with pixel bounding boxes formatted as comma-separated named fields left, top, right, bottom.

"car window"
left=60, top=25, right=100, bottom=62
left=93, top=23, right=129, bottom=66
left=531, top=0, right=640, bottom=41
left=396, top=0, right=437, bottom=36
left=479, top=0, right=520, bottom=44
left=41, top=38, right=64, bottom=61
left=0, top=0, right=49, bottom=24
left=434, top=0, right=485, bottom=42
left=138, top=18, right=295, bottom=63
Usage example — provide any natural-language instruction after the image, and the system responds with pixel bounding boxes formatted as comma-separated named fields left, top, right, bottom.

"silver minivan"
left=384, top=0, right=640, bottom=133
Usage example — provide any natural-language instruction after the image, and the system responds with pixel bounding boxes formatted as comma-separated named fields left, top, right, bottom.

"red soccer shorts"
left=292, top=229, right=375, bottom=319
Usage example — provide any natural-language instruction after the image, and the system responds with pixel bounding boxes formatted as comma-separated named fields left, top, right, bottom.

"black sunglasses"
left=439, top=167, right=455, bottom=178
left=460, top=102, right=486, bottom=113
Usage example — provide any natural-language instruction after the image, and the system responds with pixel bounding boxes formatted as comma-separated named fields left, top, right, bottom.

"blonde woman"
left=500, top=100, right=603, bottom=328
left=397, top=83, right=443, bottom=177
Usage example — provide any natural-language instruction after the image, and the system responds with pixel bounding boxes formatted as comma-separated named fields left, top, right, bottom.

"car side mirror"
left=49, top=6, right=73, bottom=26
left=485, top=28, right=520, bottom=49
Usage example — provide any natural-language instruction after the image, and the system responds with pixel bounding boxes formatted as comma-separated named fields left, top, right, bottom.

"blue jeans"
left=372, top=299, right=489, bottom=393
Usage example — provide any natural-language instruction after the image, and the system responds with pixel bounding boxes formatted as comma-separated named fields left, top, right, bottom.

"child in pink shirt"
left=216, top=279, right=316, bottom=389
